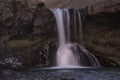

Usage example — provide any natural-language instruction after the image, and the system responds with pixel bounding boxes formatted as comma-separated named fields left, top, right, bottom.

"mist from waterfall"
left=51, top=8, right=100, bottom=68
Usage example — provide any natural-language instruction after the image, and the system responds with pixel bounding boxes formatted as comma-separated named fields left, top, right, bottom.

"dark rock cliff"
left=0, top=0, right=54, bottom=69
left=0, top=0, right=120, bottom=69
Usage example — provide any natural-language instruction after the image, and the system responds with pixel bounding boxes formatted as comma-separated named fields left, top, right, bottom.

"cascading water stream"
left=51, top=9, right=79, bottom=67
left=51, top=8, right=100, bottom=68
left=63, top=9, right=70, bottom=42
left=52, top=9, right=66, bottom=46
left=77, top=9, right=83, bottom=44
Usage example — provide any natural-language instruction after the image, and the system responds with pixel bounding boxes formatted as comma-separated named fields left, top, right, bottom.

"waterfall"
left=52, top=9, right=66, bottom=46
left=77, top=9, right=83, bottom=44
left=63, top=9, right=70, bottom=42
left=51, top=8, right=100, bottom=67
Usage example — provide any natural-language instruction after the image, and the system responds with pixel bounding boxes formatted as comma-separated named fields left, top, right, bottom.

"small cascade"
left=51, top=8, right=100, bottom=67
left=76, top=9, right=83, bottom=44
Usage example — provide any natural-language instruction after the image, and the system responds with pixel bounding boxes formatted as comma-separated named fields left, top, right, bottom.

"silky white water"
left=52, top=9, right=79, bottom=67
left=51, top=8, right=100, bottom=67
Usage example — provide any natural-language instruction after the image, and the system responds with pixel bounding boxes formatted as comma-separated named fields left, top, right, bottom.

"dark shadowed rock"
left=83, top=11, right=120, bottom=66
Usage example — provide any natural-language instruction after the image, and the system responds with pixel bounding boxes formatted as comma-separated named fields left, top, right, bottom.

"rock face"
left=0, top=0, right=36, bottom=36
left=88, top=0, right=120, bottom=14
left=41, top=0, right=106, bottom=8
left=83, top=11, right=120, bottom=66
left=0, top=0, right=54, bottom=69
left=41, top=0, right=120, bottom=14
left=0, top=0, right=120, bottom=69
